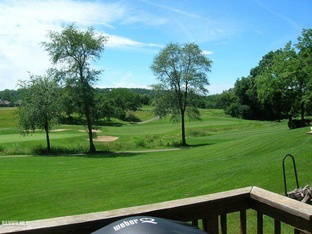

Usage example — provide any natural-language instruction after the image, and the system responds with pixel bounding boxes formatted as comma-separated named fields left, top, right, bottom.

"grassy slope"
left=0, top=107, right=18, bottom=128
left=0, top=107, right=265, bottom=154
left=0, top=107, right=311, bottom=233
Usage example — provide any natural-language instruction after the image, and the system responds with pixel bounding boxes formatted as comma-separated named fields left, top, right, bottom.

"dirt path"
left=137, top=117, right=159, bottom=124
left=0, top=155, right=33, bottom=158
left=50, top=129, right=68, bottom=132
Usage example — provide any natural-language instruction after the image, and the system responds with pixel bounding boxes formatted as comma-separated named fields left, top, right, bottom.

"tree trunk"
left=301, top=102, right=305, bottom=120
left=181, top=110, right=187, bottom=146
left=44, top=122, right=51, bottom=153
left=85, top=106, right=96, bottom=153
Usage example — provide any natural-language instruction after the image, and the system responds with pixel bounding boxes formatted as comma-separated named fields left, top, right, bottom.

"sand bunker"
left=23, top=129, right=41, bottom=132
left=79, top=129, right=102, bottom=133
left=50, top=129, right=68, bottom=132
left=93, top=136, right=119, bottom=142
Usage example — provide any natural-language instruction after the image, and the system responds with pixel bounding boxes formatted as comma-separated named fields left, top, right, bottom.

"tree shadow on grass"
left=32, top=146, right=86, bottom=155
left=80, top=151, right=141, bottom=158
left=180, top=143, right=214, bottom=148
left=32, top=144, right=213, bottom=158
left=32, top=148, right=142, bottom=158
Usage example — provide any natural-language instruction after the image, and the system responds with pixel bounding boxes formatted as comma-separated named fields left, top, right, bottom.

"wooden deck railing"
left=0, top=186, right=311, bottom=234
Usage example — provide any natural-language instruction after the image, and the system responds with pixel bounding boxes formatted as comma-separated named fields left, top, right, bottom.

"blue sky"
left=0, top=0, right=311, bottom=93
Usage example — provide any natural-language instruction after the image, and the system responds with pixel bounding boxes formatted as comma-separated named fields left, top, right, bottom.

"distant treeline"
left=0, top=87, right=216, bottom=109
left=0, top=89, right=22, bottom=106
left=0, top=88, right=152, bottom=107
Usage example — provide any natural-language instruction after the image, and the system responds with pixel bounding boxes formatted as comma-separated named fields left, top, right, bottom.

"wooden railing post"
left=257, top=211, right=263, bottom=234
left=192, top=219, right=198, bottom=227
left=202, top=217, right=208, bottom=232
left=206, top=215, right=219, bottom=234
left=240, top=209, right=247, bottom=234
left=274, top=219, right=281, bottom=234
left=220, top=214, right=227, bottom=234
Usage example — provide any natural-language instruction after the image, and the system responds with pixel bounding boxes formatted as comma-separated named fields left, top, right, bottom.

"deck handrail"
left=0, top=186, right=311, bottom=234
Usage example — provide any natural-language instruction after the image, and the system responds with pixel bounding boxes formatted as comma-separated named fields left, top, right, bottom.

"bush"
left=225, top=103, right=251, bottom=118
left=189, top=129, right=209, bottom=137
left=124, top=113, right=141, bottom=122
left=135, top=138, right=146, bottom=147
left=0, top=145, right=4, bottom=153
left=59, top=116, right=85, bottom=125
left=288, top=119, right=311, bottom=129
left=32, top=146, right=86, bottom=155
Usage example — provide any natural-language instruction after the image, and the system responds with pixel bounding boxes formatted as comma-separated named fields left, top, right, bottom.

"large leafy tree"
left=43, top=25, right=107, bottom=153
left=254, top=29, right=312, bottom=121
left=252, top=49, right=294, bottom=120
left=256, top=42, right=310, bottom=120
left=151, top=43, right=212, bottom=145
left=60, top=85, right=78, bottom=122
left=18, top=73, right=61, bottom=152
left=218, top=28, right=312, bottom=121
left=296, top=29, right=312, bottom=118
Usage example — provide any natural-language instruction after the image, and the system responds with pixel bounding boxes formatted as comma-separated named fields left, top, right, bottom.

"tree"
left=256, top=43, right=306, bottom=120
left=233, top=76, right=264, bottom=119
left=255, top=30, right=312, bottom=121
left=96, top=88, right=143, bottom=121
left=296, top=28, right=312, bottom=119
left=60, top=85, right=78, bottom=122
left=216, top=28, right=312, bottom=122
left=95, top=96, right=116, bottom=121
left=18, top=73, right=61, bottom=152
left=217, top=89, right=238, bottom=109
left=151, top=43, right=212, bottom=145
left=43, top=25, right=107, bottom=153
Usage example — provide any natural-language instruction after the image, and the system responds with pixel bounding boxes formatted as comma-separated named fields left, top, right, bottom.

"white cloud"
left=104, top=33, right=163, bottom=49
left=202, top=50, right=214, bottom=56
left=0, top=0, right=162, bottom=90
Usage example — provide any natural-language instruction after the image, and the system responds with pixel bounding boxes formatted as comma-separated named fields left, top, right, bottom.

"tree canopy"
left=43, top=24, right=107, bottom=152
left=218, top=28, right=312, bottom=124
left=95, top=88, right=144, bottom=122
left=151, top=43, right=212, bottom=145
left=18, top=73, right=61, bottom=152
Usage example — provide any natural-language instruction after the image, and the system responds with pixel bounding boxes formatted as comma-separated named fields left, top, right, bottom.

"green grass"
left=0, top=107, right=18, bottom=128
left=128, top=106, right=154, bottom=121
left=0, top=107, right=311, bottom=233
